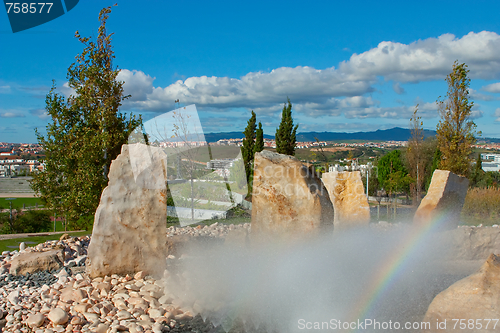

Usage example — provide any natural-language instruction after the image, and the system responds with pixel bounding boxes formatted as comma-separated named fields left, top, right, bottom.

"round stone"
left=47, top=308, right=69, bottom=325
left=26, top=313, right=45, bottom=328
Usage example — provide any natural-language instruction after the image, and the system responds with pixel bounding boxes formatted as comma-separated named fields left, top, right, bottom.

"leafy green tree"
left=30, top=6, right=143, bottom=230
left=275, top=98, right=298, bottom=156
left=254, top=122, right=264, bottom=153
left=424, top=144, right=442, bottom=190
left=436, top=61, right=477, bottom=177
left=242, top=110, right=257, bottom=187
left=385, top=171, right=413, bottom=197
left=470, top=154, right=485, bottom=187
left=378, top=149, right=410, bottom=194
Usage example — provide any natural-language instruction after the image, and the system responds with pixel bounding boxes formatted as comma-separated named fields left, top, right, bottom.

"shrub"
left=461, top=187, right=500, bottom=225
left=70, top=214, right=94, bottom=231
left=1, top=209, right=52, bottom=234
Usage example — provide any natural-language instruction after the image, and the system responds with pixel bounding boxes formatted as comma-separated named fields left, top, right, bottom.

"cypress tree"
left=254, top=122, right=264, bottom=153
left=242, top=110, right=257, bottom=184
left=275, top=98, right=298, bottom=156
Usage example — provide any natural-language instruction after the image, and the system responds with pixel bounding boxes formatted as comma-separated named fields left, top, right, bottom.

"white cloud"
left=0, top=112, right=25, bottom=118
left=129, top=66, right=374, bottom=112
left=469, top=88, right=497, bottom=101
left=0, top=85, right=11, bottom=93
left=393, top=82, right=405, bottom=95
left=29, top=108, right=49, bottom=119
left=117, top=69, right=154, bottom=102
left=342, top=102, right=439, bottom=120
left=495, top=108, right=500, bottom=122
left=339, top=31, right=500, bottom=82
left=116, top=31, right=500, bottom=122
left=59, top=82, right=76, bottom=98
left=482, top=82, right=500, bottom=93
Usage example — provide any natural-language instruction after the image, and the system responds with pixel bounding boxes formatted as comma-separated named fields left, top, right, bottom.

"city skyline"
left=2, top=1, right=500, bottom=143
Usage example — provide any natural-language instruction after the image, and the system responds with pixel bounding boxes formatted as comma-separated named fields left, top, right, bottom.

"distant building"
left=329, top=164, right=347, bottom=172
left=481, top=153, right=500, bottom=172
left=0, top=158, right=42, bottom=177
left=207, top=158, right=236, bottom=178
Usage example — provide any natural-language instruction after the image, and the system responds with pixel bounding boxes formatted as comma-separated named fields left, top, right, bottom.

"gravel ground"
left=0, top=223, right=254, bottom=333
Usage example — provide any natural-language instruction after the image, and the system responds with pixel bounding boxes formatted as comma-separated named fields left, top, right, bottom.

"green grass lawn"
left=0, top=197, right=43, bottom=210
left=0, top=230, right=91, bottom=253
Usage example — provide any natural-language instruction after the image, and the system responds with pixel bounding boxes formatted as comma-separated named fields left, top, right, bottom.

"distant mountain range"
left=203, top=127, right=437, bottom=142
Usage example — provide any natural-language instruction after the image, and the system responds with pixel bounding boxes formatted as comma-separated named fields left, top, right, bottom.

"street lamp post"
left=5, top=198, right=16, bottom=229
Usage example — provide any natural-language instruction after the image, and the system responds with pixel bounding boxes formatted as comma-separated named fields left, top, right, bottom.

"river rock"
left=26, top=313, right=45, bottom=328
left=414, top=170, right=468, bottom=230
left=9, top=249, right=64, bottom=276
left=47, top=308, right=69, bottom=325
left=86, top=143, right=168, bottom=278
left=422, top=253, right=500, bottom=332
left=322, top=171, right=370, bottom=228
left=251, top=150, right=334, bottom=241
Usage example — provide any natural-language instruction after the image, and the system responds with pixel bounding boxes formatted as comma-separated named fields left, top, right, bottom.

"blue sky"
left=2, top=0, right=500, bottom=143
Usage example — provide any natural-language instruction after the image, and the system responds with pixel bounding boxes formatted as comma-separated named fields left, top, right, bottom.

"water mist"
left=162, top=223, right=466, bottom=333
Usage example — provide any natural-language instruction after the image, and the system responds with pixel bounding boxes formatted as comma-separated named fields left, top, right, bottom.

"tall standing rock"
left=251, top=150, right=334, bottom=241
left=422, top=253, right=500, bottom=332
left=322, top=171, right=370, bottom=228
left=86, top=143, right=168, bottom=278
left=414, top=170, right=468, bottom=230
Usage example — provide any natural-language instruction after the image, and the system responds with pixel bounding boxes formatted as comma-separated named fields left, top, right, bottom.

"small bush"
left=0, top=209, right=52, bottom=234
left=461, top=187, right=500, bottom=225
left=70, top=214, right=94, bottom=231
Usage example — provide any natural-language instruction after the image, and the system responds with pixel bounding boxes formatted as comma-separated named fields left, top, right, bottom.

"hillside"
left=204, top=127, right=437, bottom=142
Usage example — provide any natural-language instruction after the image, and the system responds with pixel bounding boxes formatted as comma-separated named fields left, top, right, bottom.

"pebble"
left=0, top=225, right=253, bottom=333
left=26, top=313, right=45, bottom=328
left=48, top=308, right=69, bottom=325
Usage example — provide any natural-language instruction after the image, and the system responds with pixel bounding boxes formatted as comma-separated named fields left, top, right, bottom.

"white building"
left=0, top=159, right=42, bottom=177
left=480, top=153, right=500, bottom=172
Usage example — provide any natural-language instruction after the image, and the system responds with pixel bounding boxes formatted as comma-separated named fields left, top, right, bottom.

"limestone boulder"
left=414, top=170, right=468, bottom=230
left=422, top=253, right=500, bottom=332
left=445, top=226, right=500, bottom=261
left=9, top=249, right=64, bottom=276
left=322, top=171, right=370, bottom=228
left=86, top=143, right=168, bottom=278
left=251, top=150, right=334, bottom=240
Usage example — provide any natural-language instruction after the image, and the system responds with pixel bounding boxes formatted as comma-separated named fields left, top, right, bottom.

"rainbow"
left=346, top=212, right=452, bottom=332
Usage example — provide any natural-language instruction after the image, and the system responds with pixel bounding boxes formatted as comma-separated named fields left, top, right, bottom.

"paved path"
left=0, top=230, right=86, bottom=241
left=0, top=193, right=37, bottom=198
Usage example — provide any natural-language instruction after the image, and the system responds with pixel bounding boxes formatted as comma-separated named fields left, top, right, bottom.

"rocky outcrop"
left=422, top=254, right=500, bottom=332
left=445, top=226, right=500, bottom=261
left=251, top=150, right=334, bottom=241
left=322, top=171, right=370, bottom=228
left=9, top=249, right=64, bottom=276
left=414, top=170, right=469, bottom=230
left=86, top=143, right=168, bottom=278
